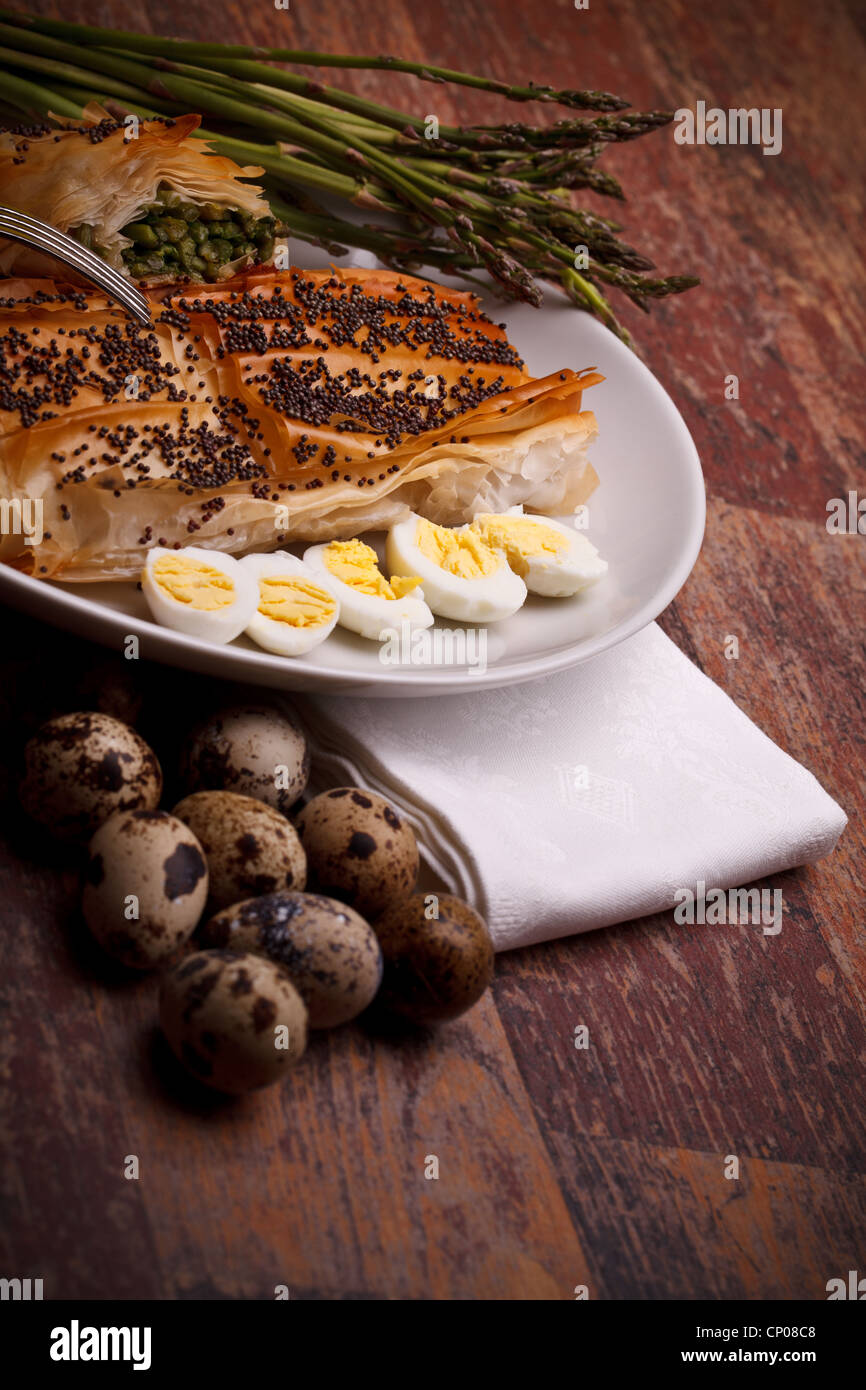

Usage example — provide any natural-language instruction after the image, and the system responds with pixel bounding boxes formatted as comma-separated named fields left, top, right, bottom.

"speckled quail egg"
left=180, top=704, right=309, bottom=815
left=160, top=949, right=308, bottom=1093
left=172, top=790, right=307, bottom=914
left=373, top=892, right=495, bottom=1024
left=294, top=787, right=418, bottom=919
left=20, top=711, right=162, bottom=842
left=200, top=891, right=383, bottom=1029
left=83, top=810, right=208, bottom=969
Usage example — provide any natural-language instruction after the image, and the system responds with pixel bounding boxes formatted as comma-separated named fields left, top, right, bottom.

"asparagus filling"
left=71, top=185, right=277, bottom=283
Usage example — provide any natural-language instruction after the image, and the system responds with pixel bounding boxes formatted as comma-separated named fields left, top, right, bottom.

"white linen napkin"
left=288, top=623, right=846, bottom=951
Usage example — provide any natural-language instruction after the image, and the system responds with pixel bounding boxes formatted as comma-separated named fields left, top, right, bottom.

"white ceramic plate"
left=0, top=259, right=704, bottom=697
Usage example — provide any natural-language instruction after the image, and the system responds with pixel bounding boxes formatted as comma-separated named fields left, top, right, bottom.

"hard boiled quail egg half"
left=386, top=514, right=527, bottom=623
left=471, top=507, right=608, bottom=597
left=239, top=552, right=339, bottom=656
left=303, top=538, right=433, bottom=642
left=142, top=546, right=257, bottom=644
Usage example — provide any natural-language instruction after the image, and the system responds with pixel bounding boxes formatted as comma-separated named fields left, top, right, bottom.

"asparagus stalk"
left=150, top=52, right=656, bottom=152
left=0, top=42, right=167, bottom=107
left=0, top=65, right=81, bottom=118
left=0, top=10, right=630, bottom=111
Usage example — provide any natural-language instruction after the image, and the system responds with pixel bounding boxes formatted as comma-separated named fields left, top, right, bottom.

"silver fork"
left=0, top=205, right=151, bottom=327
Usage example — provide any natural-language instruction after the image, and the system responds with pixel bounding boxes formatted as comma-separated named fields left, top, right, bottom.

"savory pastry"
left=0, top=264, right=603, bottom=581
left=0, top=104, right=281, bottom=284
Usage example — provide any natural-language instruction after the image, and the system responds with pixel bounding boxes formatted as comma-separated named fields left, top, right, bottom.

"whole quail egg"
left=160, top=949, right=308, bottom=1093
left=172, top=790, right=307, bottom=914
left=180, top=704, right=309, bottom=814
left=83, top=809, right=208, bottom=969
left=373, top=892, right=495, bottom=1024
left=20, top=711, right=162, bottom=842
left=295, top=787, right=418, bottom=919
left=200, top=891, right=383, bottom=1029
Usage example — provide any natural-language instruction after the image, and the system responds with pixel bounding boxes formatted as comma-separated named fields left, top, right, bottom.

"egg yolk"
left=414, top=517, right=500, bottom=579
left=152, top=554, right=235, bottom=609
left=470, top=515, right=567, bottom=576
left=257, top=575, right=337, bottom=628
left=324, top=539, right=421, bottom=599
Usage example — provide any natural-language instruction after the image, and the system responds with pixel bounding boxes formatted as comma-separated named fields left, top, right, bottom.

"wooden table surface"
left=1, top=0, right=864, bottom=1301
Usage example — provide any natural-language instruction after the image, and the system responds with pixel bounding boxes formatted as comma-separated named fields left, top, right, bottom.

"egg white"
left=472, top=506, right=608, bottom=597
left=240, top=552, right=340, bottom=656
left=303, top=541, right=434, bottom=642
left=142, top=546, right=258, bottom=643
left=386, top=513, right=527, bottom=623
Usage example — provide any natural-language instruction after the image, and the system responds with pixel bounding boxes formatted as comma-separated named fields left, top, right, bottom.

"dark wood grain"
left=1, top=0, right=864, bottom=1300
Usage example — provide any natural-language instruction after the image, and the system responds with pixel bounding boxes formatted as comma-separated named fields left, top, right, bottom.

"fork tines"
left=0, top=205, right=151, bottom=326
